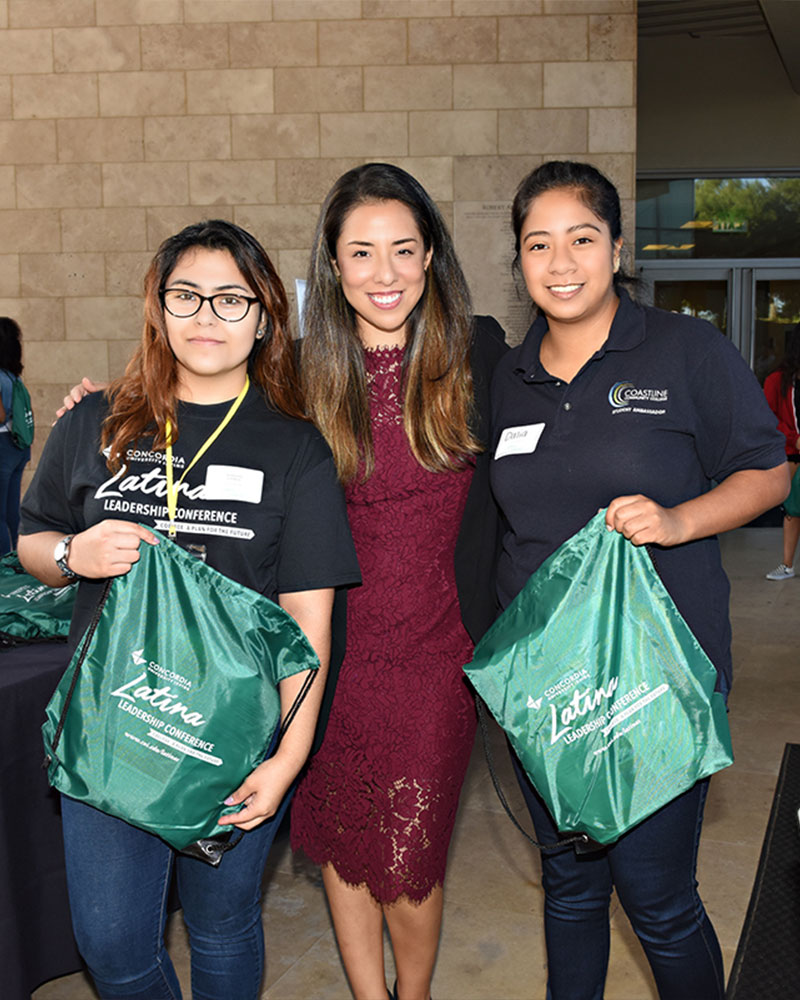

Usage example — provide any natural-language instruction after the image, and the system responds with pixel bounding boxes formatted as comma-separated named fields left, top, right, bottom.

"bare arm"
left=18, top=521, right=159, bottom=587
left=219, top=587, right=334, bottom=830
left=605, top=464, right=791, bottom=547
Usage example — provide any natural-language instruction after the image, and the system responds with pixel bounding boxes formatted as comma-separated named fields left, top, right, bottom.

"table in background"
left=0, top=642, right=82, bottom=999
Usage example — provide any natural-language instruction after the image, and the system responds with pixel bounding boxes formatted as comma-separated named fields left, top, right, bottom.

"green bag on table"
left=43, top=529, right=319, bottom=861
left=464, top=510, right=733, bottom=846
left=0, top=552, right=76, bottom=645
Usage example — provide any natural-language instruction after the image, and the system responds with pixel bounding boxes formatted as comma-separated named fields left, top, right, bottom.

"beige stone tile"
left=25, top=339, right=110, bottom=383
left=277, top=247, right=310, bottom=297
left=456, top=0, right=542, bottom=12
left=320, top=111, right=408, bottom=157
left=410, top=109, right=496, bottom=156
left=229, top=21, right=317, bottom=68
left=697, top=838, right=762, bottom=951
left=9, top=0, right=94, bottom=28
left=144, top=116, right=231, bottom=162
left=588, top=106, right=635, bottom=153
left=273, top=0, right=360, bottom=17
left=499, top=14, right=588, bottom=62
left=0, top=209, right=60, bottom=252
left=0, top=0, right=7, bottom=28
left=0, top=121, right=56, bottom=164
left=499, top=108, right=587, bottom=153
left=0, top=164, right=13, bottom=208
left=102, top=162, right=189, bottom=206
left=319, top=19, right=406, bottom=66
left=382, top=155, right=454, bottom=202
left=590, top=12, right=636, bottom=61
left=0, top=76, right=10, bottom=118
left=187, top=69, right=274, bottom=116
left=96, top=0, right=183, bottom=25
left=545, top=0, right=634, bottom=11
left=146, top=205, right=233, bottom=250
left=65, top=296, right=143, bottom=340
left=141, top=24, right=230, bottom=71
left=105, top=251, right=153, bottom=295
left=454, top=153, right=542, bottom=201
left=232, top=113, right=319, bottom=159
left=234, top=203, right=320, bottom=250
left=409, top=16, right=496, bottom=64
left=99, top=71, right=186, bottom=117
left=57, top=118, right=144, bottom=163
left=61, top=207, right=147, bottom=252
left=184, top=0, right=273, bottom=21
left=53, top=27, right=141, bottom=73
left=13, top=73, right=98, bottom=119
left=364, top=0, right=452, bottom=15
left=0, top=296, right=64, bottom=340
left=0, top=29, right=53, bottom=74
left=189, top=159, right=276, bottom=206
left=544, top=59, right=634, bottom=107
left=275, top=157, right=360, bottom=205
left=454, top=62, right=542, bottom=110
left=274, top=67, right=362, bottom=114
left=108, top=338, right=140, bottom=377
left=21, top=252, right=106, bottom=296
left=16, top=164, right=102, bottom=209
left=0, top=254, right=19, bottom=296
left=604, top=915, right=659, bottom=999
left=364, top=65, right=451, bottom=112
left=584, top=151, right=633, bottom=197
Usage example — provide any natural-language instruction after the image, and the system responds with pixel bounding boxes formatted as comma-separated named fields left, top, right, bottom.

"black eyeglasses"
left=160, top=288, right=260, bottom=322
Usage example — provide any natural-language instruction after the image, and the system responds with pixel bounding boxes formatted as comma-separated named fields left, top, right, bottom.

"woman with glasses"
left=290, top=164, right=507, bottom=1000
left=18, top=219, right=359, bottom=1000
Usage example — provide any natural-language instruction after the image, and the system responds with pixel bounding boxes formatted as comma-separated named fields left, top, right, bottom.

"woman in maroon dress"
left=291, top=164, right=506, bottom=1000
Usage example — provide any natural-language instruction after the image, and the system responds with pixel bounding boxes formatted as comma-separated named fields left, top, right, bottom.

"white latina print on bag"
left=548, top=679, right=619, bottom=745
left=110, top=672, right=207, bottom=727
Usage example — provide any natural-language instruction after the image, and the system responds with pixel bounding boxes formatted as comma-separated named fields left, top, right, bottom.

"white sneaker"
left=766, top=563, right=795, bottom=580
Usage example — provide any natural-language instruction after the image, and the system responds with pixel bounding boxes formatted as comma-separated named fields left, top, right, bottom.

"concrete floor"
left=34, top=527, right=798, bottom=1000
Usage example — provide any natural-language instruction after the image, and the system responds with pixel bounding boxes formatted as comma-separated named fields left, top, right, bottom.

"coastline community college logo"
left=608, top=380, right=669, bottom=413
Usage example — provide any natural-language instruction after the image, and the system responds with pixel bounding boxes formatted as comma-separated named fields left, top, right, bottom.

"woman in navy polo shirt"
left=490, top=161, right=789, bottom=1000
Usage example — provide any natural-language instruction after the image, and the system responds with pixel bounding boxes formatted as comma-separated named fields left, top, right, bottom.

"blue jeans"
left=0, top=433, right=29, bottom=554
left=513, top=755, right=725, bottom=1000
left=61, top=790, right=292, bottom=1000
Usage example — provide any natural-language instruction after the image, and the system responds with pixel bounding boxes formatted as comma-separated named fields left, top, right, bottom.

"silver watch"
left=54, top=535, right=79, bottom=579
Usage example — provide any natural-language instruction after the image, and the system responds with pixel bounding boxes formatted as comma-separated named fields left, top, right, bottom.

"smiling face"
left=333, top=199, right=432, bottom=348
left=163, top=247, right=263, bottom=402
left=519, top=187, right=622, bottom=333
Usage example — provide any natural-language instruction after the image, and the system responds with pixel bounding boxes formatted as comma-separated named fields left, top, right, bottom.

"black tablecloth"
left=0, top=642, right=83, bottom=999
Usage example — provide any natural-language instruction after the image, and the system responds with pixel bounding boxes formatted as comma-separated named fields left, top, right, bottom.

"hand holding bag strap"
left=43, top=577, right=113, bottom=768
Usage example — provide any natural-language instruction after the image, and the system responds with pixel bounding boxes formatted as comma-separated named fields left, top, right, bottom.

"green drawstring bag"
left=464, top=510, right=733, bottom=846
left=0, top=552, right=76, bottom=645
left=43, top=529, right=319, bottom=861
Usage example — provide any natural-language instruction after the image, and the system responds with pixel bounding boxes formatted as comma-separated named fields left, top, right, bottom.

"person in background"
left=763, top=322, right=800, bottom=579
left=489, top=160, right=788, bottom=1000
left=290, top=163, right=506, bottom=1000
left=0, top=317, right=31, bottom=554
left=19, top=220, right=359, bottom=1000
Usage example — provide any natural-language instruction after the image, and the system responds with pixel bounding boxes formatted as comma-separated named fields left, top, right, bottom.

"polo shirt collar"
left=514, top=288, right=646, bottom=381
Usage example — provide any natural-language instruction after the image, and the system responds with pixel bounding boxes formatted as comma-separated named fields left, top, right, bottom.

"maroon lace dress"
left=291, top=345, right=477, bottom=903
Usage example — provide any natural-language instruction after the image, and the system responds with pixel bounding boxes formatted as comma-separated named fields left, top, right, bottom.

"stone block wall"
left=0, top=0, right=636, bottom=474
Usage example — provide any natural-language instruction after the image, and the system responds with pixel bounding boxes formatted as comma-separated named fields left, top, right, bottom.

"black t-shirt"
left=490, top=290, right=786, bottom=688
left=21, top=386, right=361, bottom=649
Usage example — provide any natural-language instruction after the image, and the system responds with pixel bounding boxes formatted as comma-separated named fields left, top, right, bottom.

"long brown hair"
left=102, top=220, right=304, bottom=472
left=301, top=163, right=479, bottom=483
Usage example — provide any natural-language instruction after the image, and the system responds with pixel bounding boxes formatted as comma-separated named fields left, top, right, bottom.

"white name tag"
left=204, top=465, right=264, bottom=504
left=494, top=423, right=545, bottom=459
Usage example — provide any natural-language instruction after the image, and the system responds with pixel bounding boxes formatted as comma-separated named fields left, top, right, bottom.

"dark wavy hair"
left=102, top=219, right=304, bottom=472
left=511, top=160, right=634, bottom=288
left=778, top=323, right=800, bottom=394
left=300, top=163, right=479, bottom=483
left=0, top=318, right=23, bottom=376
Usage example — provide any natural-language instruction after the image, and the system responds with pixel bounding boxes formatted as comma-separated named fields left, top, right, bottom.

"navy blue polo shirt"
left=490, top=290, right=785, bottom=687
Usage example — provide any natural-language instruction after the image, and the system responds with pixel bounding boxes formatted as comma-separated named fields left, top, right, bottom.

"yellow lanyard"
left=164, top=376, right=250, bottom=538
